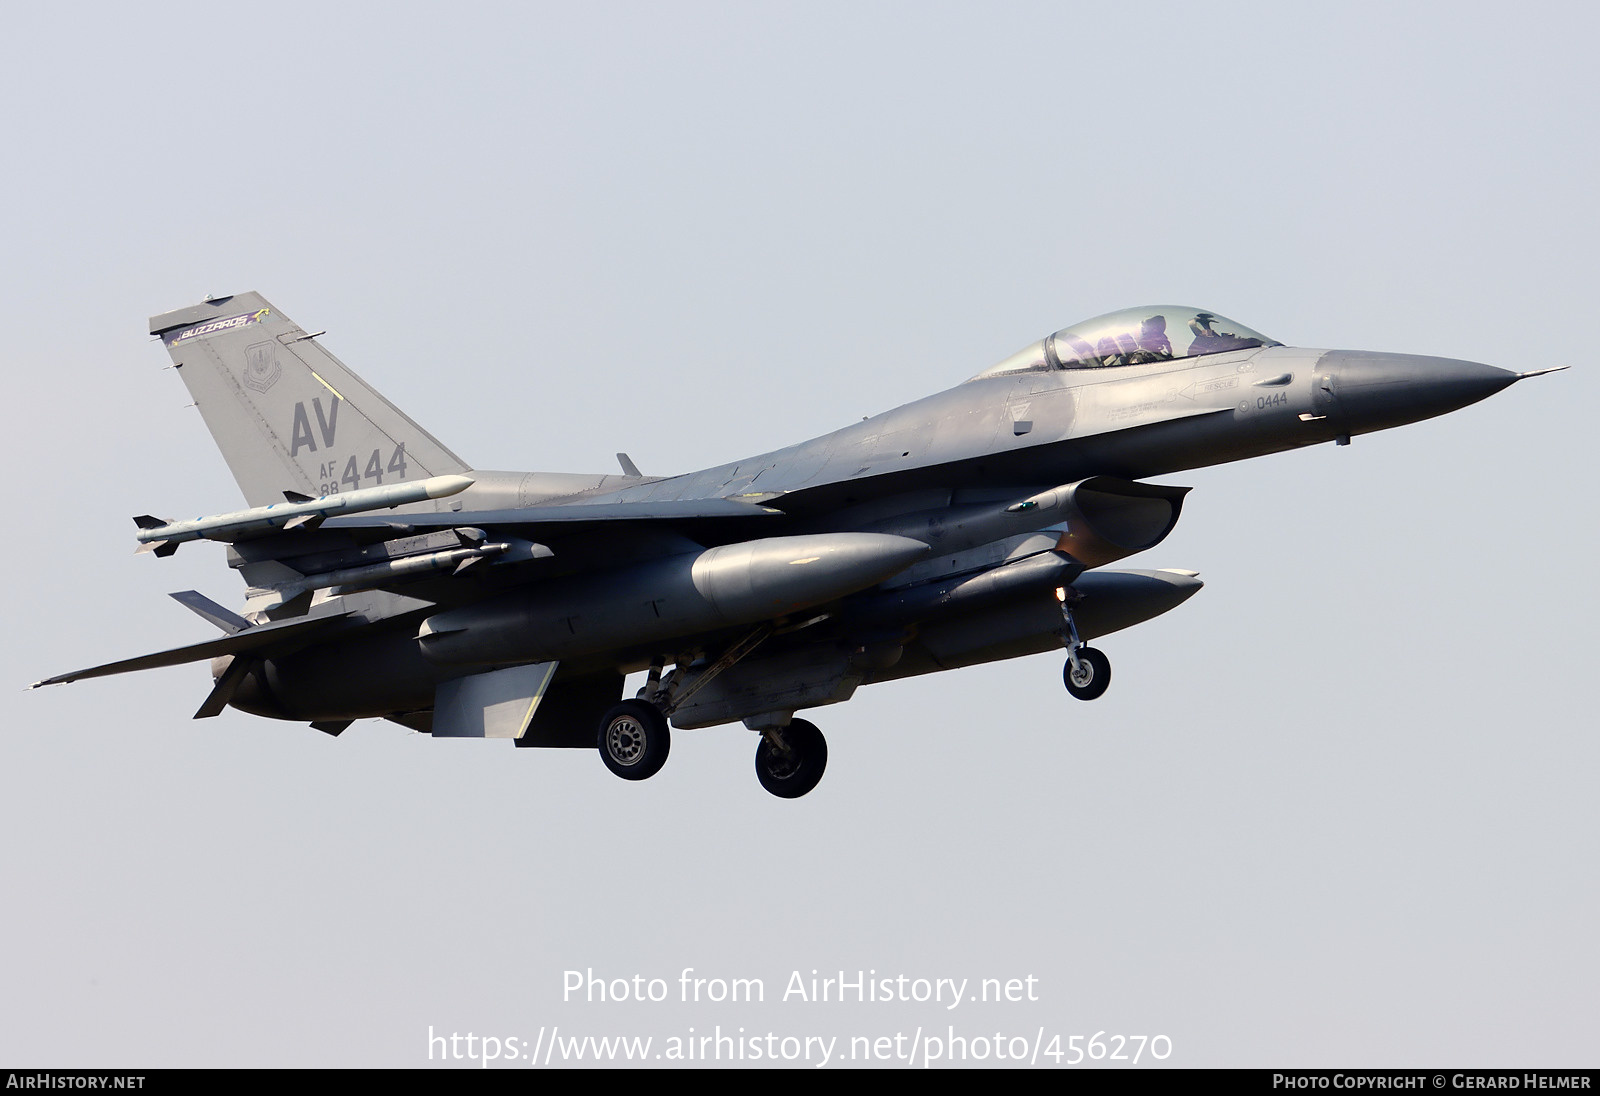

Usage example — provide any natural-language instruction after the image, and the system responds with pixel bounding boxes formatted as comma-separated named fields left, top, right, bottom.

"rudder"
left=150, top=292, right=470, bottom=507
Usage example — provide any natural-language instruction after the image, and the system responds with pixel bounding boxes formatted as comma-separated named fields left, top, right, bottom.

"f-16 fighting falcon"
left=32, top=294, right=1563, bottom=797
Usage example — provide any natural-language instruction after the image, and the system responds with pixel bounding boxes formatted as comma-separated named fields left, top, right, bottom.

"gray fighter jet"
left=32, top=294, right=1562, bottom=797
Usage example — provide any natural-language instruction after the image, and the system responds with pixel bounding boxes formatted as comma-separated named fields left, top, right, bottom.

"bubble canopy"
left=968, top=306, right=1281, bottom=381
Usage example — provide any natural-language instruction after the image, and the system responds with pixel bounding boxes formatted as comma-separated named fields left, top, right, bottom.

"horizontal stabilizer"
left=31, top=611, right=351, bottom=689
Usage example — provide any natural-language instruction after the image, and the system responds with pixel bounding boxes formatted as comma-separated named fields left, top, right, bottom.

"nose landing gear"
left=1057, top=585, right=1112, bottom=701
left=1063, top=646, right=1111, bottom=700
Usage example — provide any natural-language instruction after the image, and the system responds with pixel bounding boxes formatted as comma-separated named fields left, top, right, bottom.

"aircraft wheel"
left=754, top=718, right=828, bottom=799
left=597, top=700, right=670, bottom=780
left=1063, top=647, right=1111, bottom=701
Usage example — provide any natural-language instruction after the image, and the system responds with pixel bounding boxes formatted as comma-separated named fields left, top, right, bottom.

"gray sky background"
left=2, top=0, right=1594, bottom=1068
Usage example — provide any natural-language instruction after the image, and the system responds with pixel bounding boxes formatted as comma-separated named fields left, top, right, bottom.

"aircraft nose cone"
left=1320, top=351, right=1518, bottom=432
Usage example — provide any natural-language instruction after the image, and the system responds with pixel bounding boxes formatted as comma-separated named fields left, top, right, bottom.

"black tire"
left=754, top=718, right=828, bottom=799
left=597, top=700, right=670, bottom=780
left=1063, top=647, right=1111, bottom=701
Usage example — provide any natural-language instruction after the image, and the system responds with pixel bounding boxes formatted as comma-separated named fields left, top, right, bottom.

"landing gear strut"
left=1058, top=586, right=1112, bottom=701
left=753, top=718, right=828, bottom=799
left=595, top=627, right=773, bottom=784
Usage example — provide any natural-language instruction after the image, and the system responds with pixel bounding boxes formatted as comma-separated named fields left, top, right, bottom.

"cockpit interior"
left=971, top=307, right=1281, bottom=381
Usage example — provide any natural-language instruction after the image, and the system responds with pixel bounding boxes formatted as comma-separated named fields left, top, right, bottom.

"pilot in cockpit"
left=1131, top=314, right=1173, bottom=362
left=1187, top=312, right=1260, bottom=356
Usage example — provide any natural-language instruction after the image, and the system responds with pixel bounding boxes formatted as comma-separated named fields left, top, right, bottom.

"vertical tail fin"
left=150, top=292, right=470, bottom=507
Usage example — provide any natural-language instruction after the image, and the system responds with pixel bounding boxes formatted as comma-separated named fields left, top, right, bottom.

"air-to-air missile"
left=133, top=474, right=475, bottom=555
left=242, top=528, right=556, bottom=617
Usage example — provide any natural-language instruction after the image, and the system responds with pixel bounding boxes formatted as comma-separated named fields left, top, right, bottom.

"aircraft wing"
left=30, top=611, right=352, bottom=688
left=219, top=496, right=790, bottom=616
left=318, top=496, right=786, bottom=534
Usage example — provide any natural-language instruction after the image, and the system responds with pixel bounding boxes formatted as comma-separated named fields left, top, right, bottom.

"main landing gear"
left=595, top=639, right=757, bottom=785
left=753, top=718, right=828, bottom=800
left=597, top=700, right=671, bottom=780
left=594, top=627, right=830, bottom=797
left=1058, top=586, right=1112, bottom=701
left=594, top=693, right=831, bottom=799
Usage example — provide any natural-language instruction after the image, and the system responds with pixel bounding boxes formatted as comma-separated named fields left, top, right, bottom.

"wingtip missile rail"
left=133, top=475, right=475, bottom=555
